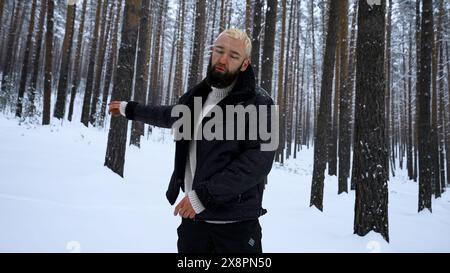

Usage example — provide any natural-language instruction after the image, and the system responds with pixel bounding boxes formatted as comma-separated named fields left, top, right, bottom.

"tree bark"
left=105, top=0, right=142, bottom=177
left=53, top=3, right=76, bottom=120
left=260, top=0, right=277, bottom=96
left=15, top=0, right=37, bottom=118
left=418, top=0, right=433, bottom=212
left=353, top=0, right=389, bottom=242
left=310, top=0, right=340, bottom=211
left=68, top=0, right=88, bottom=122
left=42, top=0, right=54, bottom=125
left=80, top=0, right=103, bottom=127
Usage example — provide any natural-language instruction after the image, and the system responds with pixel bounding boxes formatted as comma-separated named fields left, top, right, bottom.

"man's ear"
left=240, top=59, right=250, bottom=72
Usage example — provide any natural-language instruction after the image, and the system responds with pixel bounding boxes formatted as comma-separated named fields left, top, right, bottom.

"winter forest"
left=1, top=0, right=450, bottom=252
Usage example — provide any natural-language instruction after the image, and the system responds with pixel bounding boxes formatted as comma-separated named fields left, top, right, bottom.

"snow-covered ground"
left=1, top=115, right=449, bottom=253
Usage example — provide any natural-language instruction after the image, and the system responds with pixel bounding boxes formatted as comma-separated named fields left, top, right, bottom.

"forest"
left=0, top=0, right=449, bottom=244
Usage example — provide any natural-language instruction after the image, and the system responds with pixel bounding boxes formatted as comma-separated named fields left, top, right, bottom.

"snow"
left=1, top=115, right=450, bottom=253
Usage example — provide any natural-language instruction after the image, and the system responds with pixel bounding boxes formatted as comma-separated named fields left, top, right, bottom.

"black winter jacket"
left=124, top=65, right=276, bottom=221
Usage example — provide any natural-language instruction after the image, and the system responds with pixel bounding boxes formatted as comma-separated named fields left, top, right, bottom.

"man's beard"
left=206, top=61, right=242, bottom=89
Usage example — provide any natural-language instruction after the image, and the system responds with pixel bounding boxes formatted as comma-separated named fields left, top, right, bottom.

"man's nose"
left=218, top=54, right=229, bottom=66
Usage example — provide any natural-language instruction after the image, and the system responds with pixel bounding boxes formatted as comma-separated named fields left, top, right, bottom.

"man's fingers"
left=188, top=211, right=196, bottom=219
left=174, top=203, right=181, bottom=216
left=179, top=207, right=187, bottom=217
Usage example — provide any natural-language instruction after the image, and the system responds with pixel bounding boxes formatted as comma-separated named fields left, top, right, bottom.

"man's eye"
left=215, top=50, right=224, bottom=54
left=231, top=56, right=239, bottom=59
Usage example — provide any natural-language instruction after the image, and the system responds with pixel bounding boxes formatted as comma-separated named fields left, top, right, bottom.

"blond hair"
left=216, top=28, right=252, bottom=59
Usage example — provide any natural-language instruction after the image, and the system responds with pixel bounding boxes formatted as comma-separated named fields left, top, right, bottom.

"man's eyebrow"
left=214, top=45, right=242, bottom=57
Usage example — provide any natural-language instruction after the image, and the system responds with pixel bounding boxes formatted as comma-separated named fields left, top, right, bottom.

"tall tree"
left=407, top=6, right=414, bottom=180
left=105, top=0, right=142, bottom=177
left=385, top=0, right=393, bottom=177
left=0, top=1, right=24, bottom=105
left=43, top=0, right=55, bottom=125
left=413, top=0, right=421, bottom=182
left=68, top=0, right=88, bottom=122
left=80, top=0, right=103, bottom=127
left=187, top=0, right=206, bottom=91
left=149, top=1, right=166, bottom=105
left=260, top=0, right=277, bottom=95
left=245, top=0, right=252, bottom=36
left=130, top=0, right=151, bottom=147
left=99, top=0, right=123, bottom=126
left=90, top=0, right=112, bottom=126
left=353, top=0, right=389, bottom=242
left=173, top=0, right=186, bottom=102
left=53, top=3, right=77, bottom=120
left=310, top=0, right=319, bottom=136
left=338, top=0, right=350, bottom=194
left=310, top=0, right=340, bottom=211
left=15, top=0, right=38, bottom=118
left=417, top=0, right=433, bottom=212
left=251, top=0, right=263, bottom=82
left=275, top=0, right=287, bottom=164
left=27, top=0, right=47, bottom=118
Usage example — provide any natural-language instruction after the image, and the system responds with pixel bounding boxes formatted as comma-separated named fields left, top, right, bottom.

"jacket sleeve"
left=125, top=101, right=177, bottom=129
left=193, top=96, right=277, bottom=209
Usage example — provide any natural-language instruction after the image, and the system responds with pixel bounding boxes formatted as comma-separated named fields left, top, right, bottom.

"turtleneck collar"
left=210, top=79, right=236, bottom=100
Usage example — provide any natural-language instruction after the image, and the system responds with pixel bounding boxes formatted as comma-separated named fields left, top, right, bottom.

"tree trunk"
left=349, top=0, right=359, bottom=191
left=418, top=0, right=433, bottom=212
left=105, top=0, right=142, bottom=177
left=407, top=12, right=414, bottom=180
left=251, top=0, right=263, bottom=83
left=413, top=0, right=421, bottom=182
left=15, top=0, right=37, bottom=118
left=245, top=0, right=251, bottom=36
left=27, top=0, right=47, bottom=118
left=187, top=0, right=206, bottom=90
left=90, top=0, right=111, bottom=126
left=353, top=0, right=389, bottom=242
left=385, top=0, right=393, bottom=177
left=338, top=0, right=350, bottom=194
left=80, top=0, right=103, bottom=127
left=310, top=0, right=319, bottom=138
left=173, top=0, right=186, bottom=102
left=260, top=0, right=277, bottom=96
left=275, top=0, right=287, bottom=164
left=99, top=0, right=123, bottom=127
left=130, top=0, right=151, bottom=147
left=68, top=0, right=88, bottom=122
left=42, top=0, right=54, bottom=125
left=430, top=16, right=440, bottom=197
left=310, top=0, right=340, bottom=211
left=329, top=14, right=341, bottom=177
left=53, top=3, right=76, bottom=120
left=149, top=1, right=166, bottom=105
left=1, top=1, right=24, bottom=108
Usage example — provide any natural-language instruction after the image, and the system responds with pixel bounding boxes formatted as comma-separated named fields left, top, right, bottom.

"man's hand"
left=108, top=101, right=122, bottom=117
left=174, top=196, right=196, bottom=219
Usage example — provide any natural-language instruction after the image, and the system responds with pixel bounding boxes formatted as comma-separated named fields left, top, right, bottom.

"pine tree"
left=68, top=0, right=88, bottom=122
left=15, top=0, right=37, bottom=118
left=353, top=0, right=389, bottom=242
left=42, top=0, right=54, bottom=125
left=261, top=0, right=277, bottom=96
left=105, top=0, right=142, bottom=177
left=310, top=0, right=340, bottom=211
left=417, top=0, right=433, bottom=212
left=53, top=3, right=76, bottom=120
